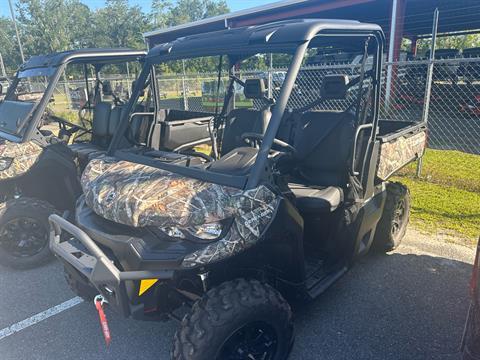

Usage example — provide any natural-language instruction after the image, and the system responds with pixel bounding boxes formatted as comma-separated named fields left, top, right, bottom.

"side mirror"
left=321, top=74, right=350, bottom=100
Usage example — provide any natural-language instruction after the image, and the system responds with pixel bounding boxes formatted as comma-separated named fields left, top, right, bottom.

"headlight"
left=0, top=157, right=13, bottom=171
left=159, top=221, right=225, bottom=242
left=160, top=220, right=228, bottom=242
left=160, top=226, right=186, bottom=239
left=187, top=222, right=223, bottom=240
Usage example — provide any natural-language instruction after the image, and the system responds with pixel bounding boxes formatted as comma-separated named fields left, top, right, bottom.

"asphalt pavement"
left=0, top=228, right=475, bottom=360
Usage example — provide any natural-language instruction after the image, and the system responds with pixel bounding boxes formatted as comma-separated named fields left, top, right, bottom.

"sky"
left=0, top=0, right=278, bottom=17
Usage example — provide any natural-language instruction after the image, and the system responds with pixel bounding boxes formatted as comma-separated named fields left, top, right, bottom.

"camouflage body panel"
left=81, top=158, right=279, bottom=267
left=377, top=131, right=426, bottom=180
left=0, top=140, right=43, bottom=180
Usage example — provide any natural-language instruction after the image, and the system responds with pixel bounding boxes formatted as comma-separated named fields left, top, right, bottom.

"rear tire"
left=373, top=182, right=410, bottom=252
left=172, top=278, right=294, bottom=360
left=0, top=197, right=55, bottom=269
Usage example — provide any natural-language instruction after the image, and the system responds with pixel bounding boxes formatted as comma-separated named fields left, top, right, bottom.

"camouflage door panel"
left=81, top=158, right=279, bottom=267
left=377, top=131, right=426, bottom=180
left=0, top=141, right=43, bottom=180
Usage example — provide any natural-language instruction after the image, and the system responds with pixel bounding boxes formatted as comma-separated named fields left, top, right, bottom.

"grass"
left=393, top=149, right=480, bottom=243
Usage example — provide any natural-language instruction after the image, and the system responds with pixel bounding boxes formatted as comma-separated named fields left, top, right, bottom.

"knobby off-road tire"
left=0, top=197, right=55, bottom=269
left=373, top=182, right=410, bottom=252
left=172, top=278, right=294, bottom=360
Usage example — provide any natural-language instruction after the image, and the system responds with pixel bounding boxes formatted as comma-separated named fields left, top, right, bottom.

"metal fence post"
left=181, top=60, right=188, bottom=110
left=417, top=8, right=439, bottom=177
left=268, top=53, right=273, bottom=99
left=63, top=73, right=71, bottom=110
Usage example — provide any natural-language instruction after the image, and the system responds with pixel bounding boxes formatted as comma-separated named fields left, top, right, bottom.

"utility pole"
left=0, top=53, right=6, bottom=78
left=8, top=0, right=25, bottom=63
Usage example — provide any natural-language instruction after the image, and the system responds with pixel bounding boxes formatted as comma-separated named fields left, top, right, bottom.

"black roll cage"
left=108, top=20, right=385, bottom=190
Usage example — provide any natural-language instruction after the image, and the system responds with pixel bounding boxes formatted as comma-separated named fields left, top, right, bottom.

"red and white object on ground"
left=94, top=295, right=112, bottom=346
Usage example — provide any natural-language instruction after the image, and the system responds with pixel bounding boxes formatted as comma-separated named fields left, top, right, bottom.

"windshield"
left=154, top=54, right=294, bottom=115
left=8, top=75, right=51, bottom=103
left=0, top=70, right=56, bottom=137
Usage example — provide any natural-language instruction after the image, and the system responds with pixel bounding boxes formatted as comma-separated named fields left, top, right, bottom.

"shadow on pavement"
left=292, top=252, right=473, bottom=360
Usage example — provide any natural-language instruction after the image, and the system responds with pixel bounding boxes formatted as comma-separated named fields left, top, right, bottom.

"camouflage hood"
left=81, top=158, right=280, bottom=267
left=0, top=140, right=43, bottom=180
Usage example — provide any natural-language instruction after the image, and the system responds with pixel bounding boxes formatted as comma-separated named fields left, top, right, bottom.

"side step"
left=306, top=266, right=348, bottom=299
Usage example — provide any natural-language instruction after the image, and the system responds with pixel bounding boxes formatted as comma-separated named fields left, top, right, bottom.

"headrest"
left=321, top=74, right=349, bottom=100
left=102, top=80, right=113, bottom=95
left=244, top=78, right=266, bottom=99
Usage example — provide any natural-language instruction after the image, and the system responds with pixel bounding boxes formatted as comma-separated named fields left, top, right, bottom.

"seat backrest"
left=292, top=111, right=355, bottom=187
left=221, top=109, right=269, bottom=155
left=220, top=78, right=271, bottom=155
left=91, top=102, right=111, bottom=147
left=108, top=106, right=124, bottom=137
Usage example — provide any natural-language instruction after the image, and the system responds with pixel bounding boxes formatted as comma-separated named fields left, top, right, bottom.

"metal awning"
left=144, top=0, right=480, bottom=47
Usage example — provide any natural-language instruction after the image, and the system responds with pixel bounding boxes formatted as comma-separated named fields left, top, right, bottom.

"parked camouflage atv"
left=0, top=49, right=146, bottom=269
left=50, top=20, right=426, bottom=359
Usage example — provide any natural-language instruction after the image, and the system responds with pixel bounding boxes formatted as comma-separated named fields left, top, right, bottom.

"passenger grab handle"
left=351, top=123, right=373, bottom=176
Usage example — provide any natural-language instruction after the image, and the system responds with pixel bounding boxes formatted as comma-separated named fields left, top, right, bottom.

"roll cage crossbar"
left=108, top=19, right=385, bottom=190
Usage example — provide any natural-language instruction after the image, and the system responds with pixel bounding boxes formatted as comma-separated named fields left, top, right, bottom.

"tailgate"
left=376, top=124, right=427, bottom=180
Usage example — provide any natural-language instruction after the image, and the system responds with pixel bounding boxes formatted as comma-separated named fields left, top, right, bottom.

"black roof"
left=19, top=48, right=146, bottom=71
left=147, top=19, right=383, bottom=61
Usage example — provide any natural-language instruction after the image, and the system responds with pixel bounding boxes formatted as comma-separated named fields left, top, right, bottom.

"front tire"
left=373, top=182, right=410, bottom=252
left=0, top=197, right=55, bottom=269
left=172, top=278, right=294, bottom=360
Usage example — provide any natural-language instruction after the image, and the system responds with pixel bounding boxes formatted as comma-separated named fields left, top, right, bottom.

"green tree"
left=414, top=34, right=480, bottom=57
left=151, top=0, right=228, bottom=28
left=92, top=0, right=150, bottom=49
left=150, top=0, right=229, bottom=74
left=0, top=17, right=22, bottom=74
left=16, top=0, right=90, bottom=54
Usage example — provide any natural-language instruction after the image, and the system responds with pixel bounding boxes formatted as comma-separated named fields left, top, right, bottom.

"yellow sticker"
left=139, top=279, right=159, bottom=296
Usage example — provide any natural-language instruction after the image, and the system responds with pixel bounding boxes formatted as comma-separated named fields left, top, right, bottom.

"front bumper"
left=49, top=214, right=174, bottom=317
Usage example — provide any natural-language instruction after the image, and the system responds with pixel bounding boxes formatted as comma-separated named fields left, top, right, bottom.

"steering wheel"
left=49, top=114, right=91, bottom=134
left=241, top=132, right=297, bottom=155
left=178, top=149, right=214, bottom=163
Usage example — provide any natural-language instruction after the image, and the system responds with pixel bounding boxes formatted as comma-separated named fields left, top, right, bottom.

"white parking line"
left=0, top=296, right=84, bottom=341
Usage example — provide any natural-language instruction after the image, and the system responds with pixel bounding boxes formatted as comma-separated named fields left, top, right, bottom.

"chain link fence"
left=154, top=57, right=480, bottom=155
left=46, top=55, right=480, bottom=158
left=47, top=55, right=479, bottom=189
left=380, top=57, right=480, bottom=155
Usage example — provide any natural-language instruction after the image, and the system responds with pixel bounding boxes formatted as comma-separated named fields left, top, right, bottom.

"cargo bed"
left=376, top=120, right=427, bottom=180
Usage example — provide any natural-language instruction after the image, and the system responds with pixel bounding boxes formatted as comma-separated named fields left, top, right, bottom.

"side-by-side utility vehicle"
left=0, top=49, right=147, bottom=268
left=50, top=20, right=427, bottom=359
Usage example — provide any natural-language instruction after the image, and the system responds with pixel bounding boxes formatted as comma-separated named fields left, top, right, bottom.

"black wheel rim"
left=0, top=217, right=48, bottom=257
left=391, top=198, right=406, bottom=238
left=218, top=321, right=278, bottom=360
